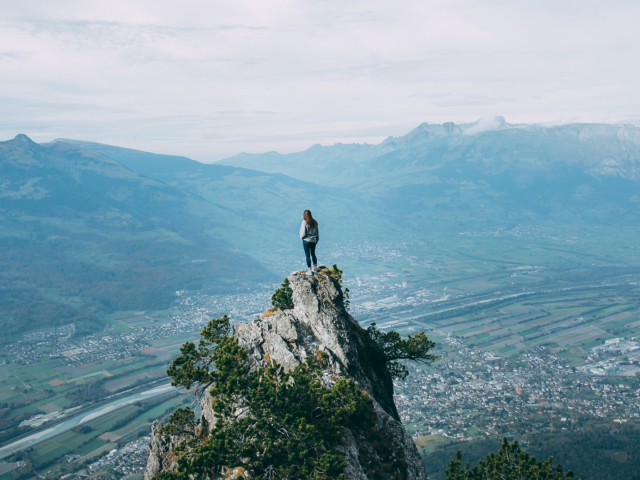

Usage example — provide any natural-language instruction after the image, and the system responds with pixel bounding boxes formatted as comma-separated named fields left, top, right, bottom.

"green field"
left=348, top=228, right=640, bottom=359
left=23, top=393, right=187, bottom=478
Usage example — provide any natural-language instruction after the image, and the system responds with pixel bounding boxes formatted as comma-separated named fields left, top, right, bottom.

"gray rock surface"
left=144, top=420, right=193, bottom=480
left=145, top=269, right=427, bottom=479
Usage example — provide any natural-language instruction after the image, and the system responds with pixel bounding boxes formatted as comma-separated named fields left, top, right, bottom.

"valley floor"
left=2, top=228, right=640, bottom=479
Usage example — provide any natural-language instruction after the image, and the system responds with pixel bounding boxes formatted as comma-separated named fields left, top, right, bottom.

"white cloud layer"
left=1, top=0, right=639, bottom=160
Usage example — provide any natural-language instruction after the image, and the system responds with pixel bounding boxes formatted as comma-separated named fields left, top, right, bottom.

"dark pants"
left=303, top=240, right=317, bottom=268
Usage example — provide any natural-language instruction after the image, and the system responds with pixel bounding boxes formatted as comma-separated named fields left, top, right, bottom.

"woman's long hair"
left=303, top=210, right=318, bottom=228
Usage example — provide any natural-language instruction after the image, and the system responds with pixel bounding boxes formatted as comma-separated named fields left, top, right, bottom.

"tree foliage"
left=343, top=287, right=350, bottom=310
left=159, top=316, right=379, bottom=480
left=271, top=278, right=294, bottom=310
left=160, top=407, right=198, bottom=437
left=445, top=438, right=578, bottom=480
left=166, top=315, right=232, bottom=396
left=326, top=264, right=344, bottom=284
left=367, top=323, right=438, bottom=380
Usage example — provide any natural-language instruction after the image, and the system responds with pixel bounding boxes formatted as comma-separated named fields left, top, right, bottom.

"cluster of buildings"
left=458, top=225, right=578, bottom=241
left=60, top=436, right=150, bottom=479
left=394, top=340, right=640, bottom=441
left=175, top=289, right=272, bottom=322
left=19, top=409, right=66, bottom=428
left=3, top=290, right=275, bottom=366
left=23, top=324, right=76, bottom=341
left=86, top=437, right=150, bottom=477
left=345, top=274, right=441, bottom=316
left=325, top=240, right=409, bottom=266
left=578, top=337, right=640, bottom=376
left=6, top=328, right=156, bottom=366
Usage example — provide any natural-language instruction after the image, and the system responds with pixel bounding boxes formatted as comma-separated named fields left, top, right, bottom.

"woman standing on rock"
left=300, top=209, right=319, bottom=275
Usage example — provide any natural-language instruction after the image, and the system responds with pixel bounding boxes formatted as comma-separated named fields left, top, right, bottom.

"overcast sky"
left=1, top=0, right=639, bottom=161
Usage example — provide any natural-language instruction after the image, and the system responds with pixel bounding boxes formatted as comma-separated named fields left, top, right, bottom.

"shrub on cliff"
left=271, top=277, right=294, bottom=310
left=161, top=316, right=375, bottom=479
left=367, top=323, right=438, bottom=380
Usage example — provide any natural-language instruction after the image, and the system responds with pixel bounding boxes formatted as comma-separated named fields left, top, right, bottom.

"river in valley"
left=0, top=383, right=174, bottom=459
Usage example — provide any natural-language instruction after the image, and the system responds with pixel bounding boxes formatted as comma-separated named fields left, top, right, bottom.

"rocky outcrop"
left=145, top=269, right=427, bottom=479
left=144, top=420, right=192, bottom=480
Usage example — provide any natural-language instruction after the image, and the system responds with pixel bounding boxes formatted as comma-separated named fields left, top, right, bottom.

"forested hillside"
left=0, top=135, right=269, bottom=341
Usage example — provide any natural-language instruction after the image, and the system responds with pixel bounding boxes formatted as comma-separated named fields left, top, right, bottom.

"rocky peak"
left=145, top=269, right=427, bottom=479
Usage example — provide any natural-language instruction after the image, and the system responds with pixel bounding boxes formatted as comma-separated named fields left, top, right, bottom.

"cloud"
left=0, top=0, right=639, bottom=160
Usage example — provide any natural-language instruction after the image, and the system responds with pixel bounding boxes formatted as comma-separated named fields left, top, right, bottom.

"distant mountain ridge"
left=220, top=118, right=640, bottom=227
left=220, top=118, right=640, bottom=185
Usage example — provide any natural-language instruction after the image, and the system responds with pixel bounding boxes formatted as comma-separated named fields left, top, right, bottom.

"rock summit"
left=145, top=269, right=427, bottom=479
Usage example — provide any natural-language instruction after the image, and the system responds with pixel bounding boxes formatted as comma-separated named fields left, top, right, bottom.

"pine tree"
left=445, top=437, right=578, bottom=480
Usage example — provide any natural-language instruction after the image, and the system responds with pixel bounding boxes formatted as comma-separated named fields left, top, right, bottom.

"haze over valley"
left=2, top=118, right=640, bottom=479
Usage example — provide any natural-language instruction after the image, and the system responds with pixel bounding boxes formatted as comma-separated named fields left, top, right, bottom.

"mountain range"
left=0, top=135, right=266, bottom=341
left=222, top=117, right=640, bottom=226
left=1, top=117, right=639, bottom=341
left=0, top=135, right=393, bottom=341
left=224, top=117, right=640, bottom=183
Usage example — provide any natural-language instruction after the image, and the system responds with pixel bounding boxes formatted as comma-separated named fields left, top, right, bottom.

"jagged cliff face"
left=145, top=270, right=427, bottom=479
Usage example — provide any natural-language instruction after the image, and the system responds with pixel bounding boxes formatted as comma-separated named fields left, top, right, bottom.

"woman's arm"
left=300, top=221, right=306, bottom=239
